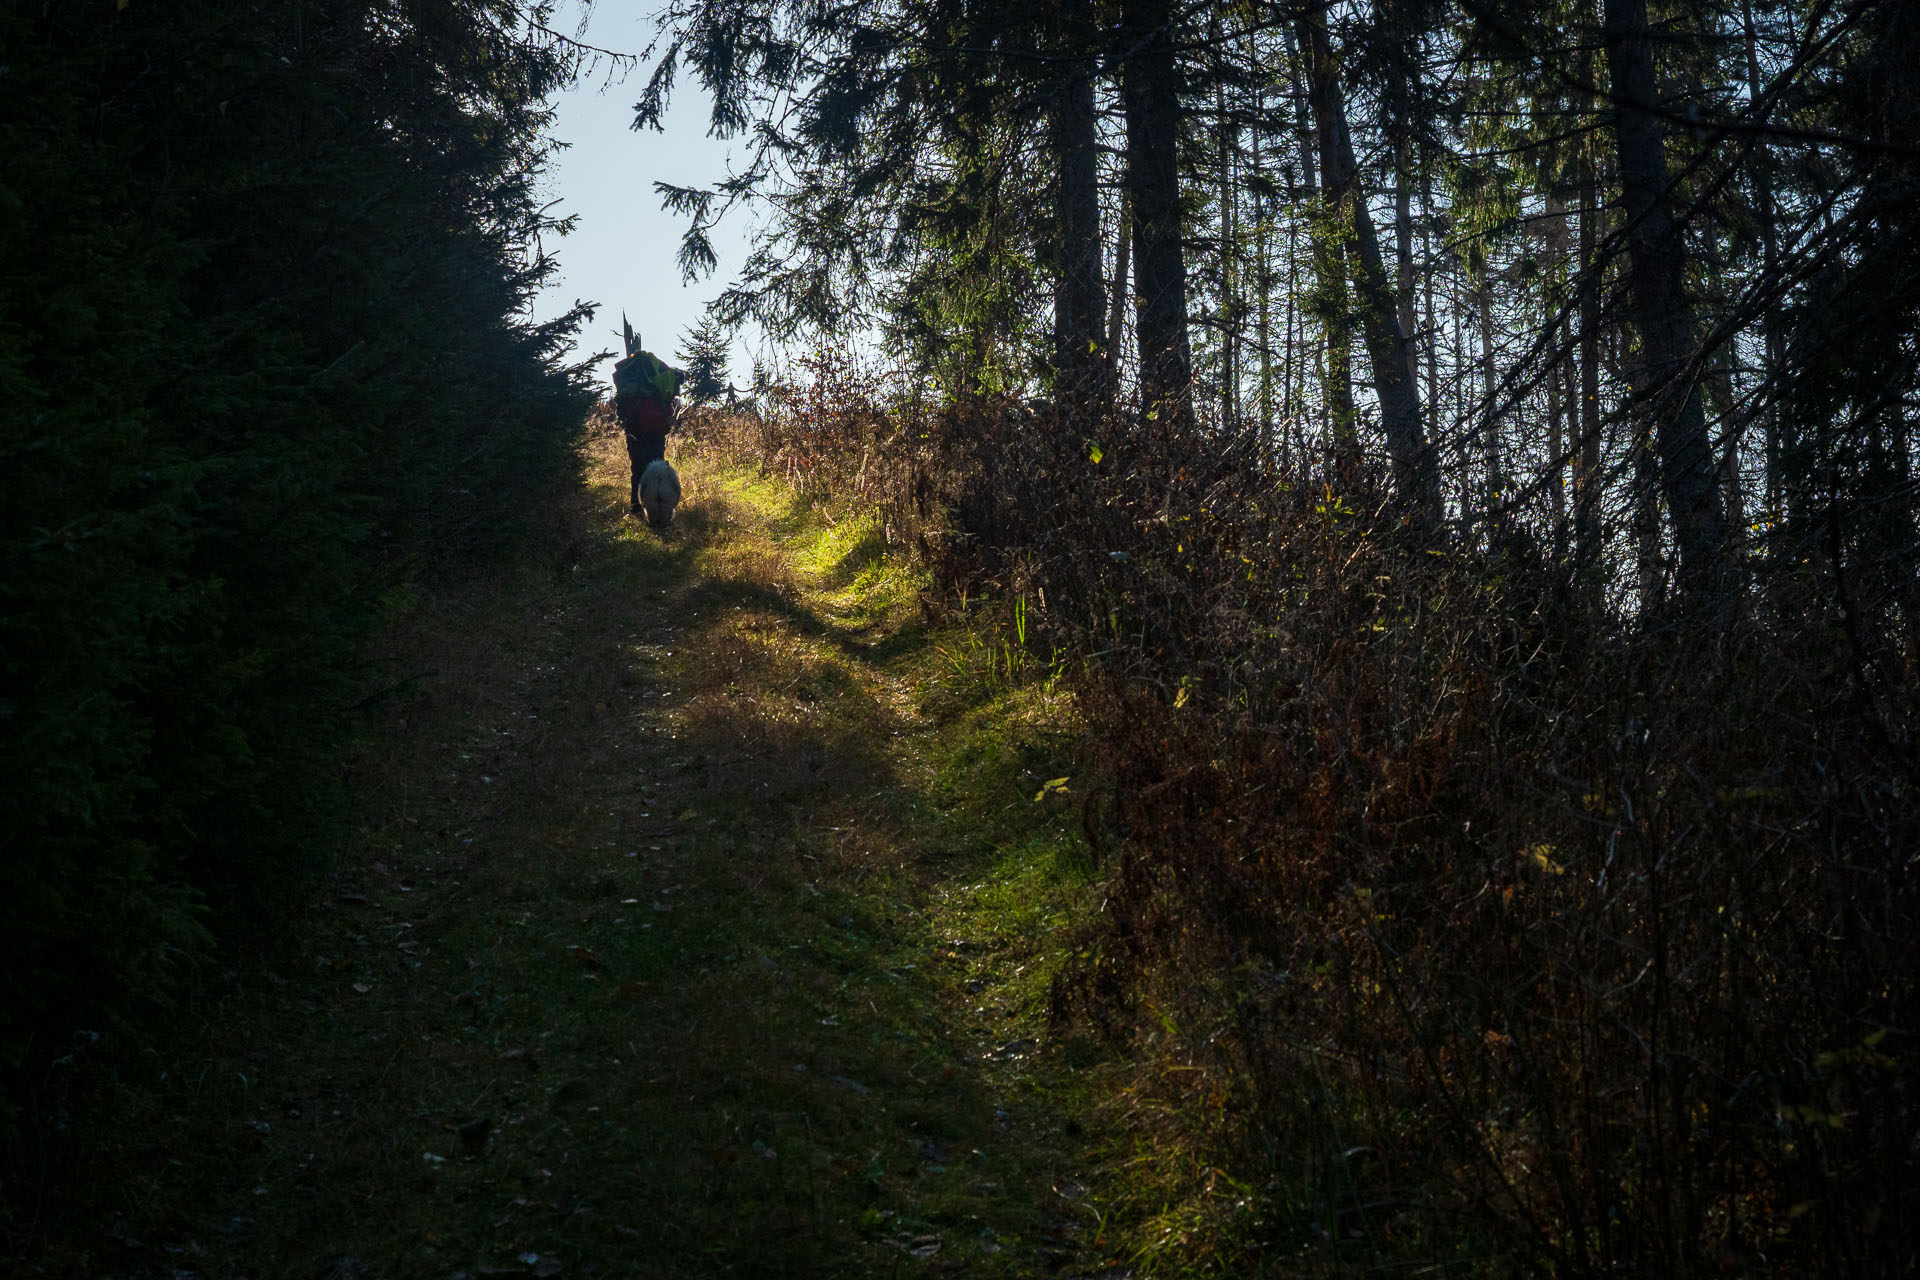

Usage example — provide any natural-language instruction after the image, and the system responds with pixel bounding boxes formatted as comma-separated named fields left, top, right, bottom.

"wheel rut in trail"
left=57, top=427, right=1109, bottom=1279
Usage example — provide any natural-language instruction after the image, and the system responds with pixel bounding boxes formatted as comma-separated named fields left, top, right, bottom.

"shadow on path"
left=16, top=431, right=1107, bottom=1280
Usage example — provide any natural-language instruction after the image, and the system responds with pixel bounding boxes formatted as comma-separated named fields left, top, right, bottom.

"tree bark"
left=1742, top=0, right=1785, bottom=514
left=1216, top=45, right=1240, bottom=428
left=1603, top=0, right=1727, bottom=594
left=1478, top=269, right=1500, bottom=521
left=1287, top=20, right=1351, bottom=455
left=1394, top=128, right=1418, bottom=390
left=1297, top=2, right=1441, bottom=526
left=1120, top=0, right=1194, bottom=431
left=1576, top=140, right=1604, bottom=585
left=1105, top=190, right=1131, bottom=365
left=1252, top=86, right=1274, bottom=438
left=1052, top=39, right=1107, bottom=421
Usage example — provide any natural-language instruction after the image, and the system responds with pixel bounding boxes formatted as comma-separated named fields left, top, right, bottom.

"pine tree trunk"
left=1576, top=145, right=1604, bottom=586
left=1296, top=2, right=1440, bottom=525
left=1742, top=0, right=1785, bottom=516
left=1217, top=58, right=1240, bottom=429
left=1106, top=191, right=1131, bottom=366
left=1395, top=133, right=1418, bottom=390
left=1550, top=319, right=1567, bottom=538
left=1052, top=43, right=1107, bottom=421
left=1422, top=172, right=1437, bottom=432
left=1285, top=22, right=1343, bottom=449
left=1121, top=0, right=1194, bottom=431
left=1603, top=0, right=1727, bottom=596
left=1252, top=89, right=1274, bottom=440
left=1479, top=270, right=1501, bottom=526
left=1454, top=264, right=1474, bottom=527
left=1543, top=196, right=1570, bottom=546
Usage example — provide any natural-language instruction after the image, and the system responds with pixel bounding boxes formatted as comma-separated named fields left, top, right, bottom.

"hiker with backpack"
left=612, top=318, right=684, bottom=518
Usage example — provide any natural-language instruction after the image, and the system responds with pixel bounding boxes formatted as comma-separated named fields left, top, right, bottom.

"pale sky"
left=530, top=3, right=765, bottom=395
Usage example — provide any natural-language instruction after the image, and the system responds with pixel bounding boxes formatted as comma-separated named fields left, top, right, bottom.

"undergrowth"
left=717, top=352, right=1917, bottom=1277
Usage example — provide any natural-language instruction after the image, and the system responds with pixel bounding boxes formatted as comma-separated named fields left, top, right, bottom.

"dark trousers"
left=625, top=430, right=667, bottom=506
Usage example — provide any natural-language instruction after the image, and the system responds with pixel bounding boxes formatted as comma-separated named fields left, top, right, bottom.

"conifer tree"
left=0, top=0, right=597, bottom=1099
left=678, top=315, right=734, bottom=404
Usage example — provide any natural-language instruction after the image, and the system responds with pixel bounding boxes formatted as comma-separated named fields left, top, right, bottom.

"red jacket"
left=617, top=393, right=672, bottom=436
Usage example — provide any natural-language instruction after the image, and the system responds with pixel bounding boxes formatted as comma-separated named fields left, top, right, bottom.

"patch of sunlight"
left=712, top=469, right=803, bottom=524
left=795, top=505, right=882, bottom=580
left=699, top=464, right=928, bottom=641
left=825, top=554, right=924, bottom=635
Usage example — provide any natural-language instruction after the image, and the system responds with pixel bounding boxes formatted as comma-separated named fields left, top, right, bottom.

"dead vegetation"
left=725, top=348, right=1917, bottom=1274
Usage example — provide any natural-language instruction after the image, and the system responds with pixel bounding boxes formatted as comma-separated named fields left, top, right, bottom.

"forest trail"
left=42, top=427, right=1116, bottom=1279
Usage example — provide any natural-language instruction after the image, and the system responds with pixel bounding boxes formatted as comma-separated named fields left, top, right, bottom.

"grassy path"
left=36, top=428, right=1123, bottom=1279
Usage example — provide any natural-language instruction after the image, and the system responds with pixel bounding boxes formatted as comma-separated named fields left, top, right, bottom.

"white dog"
left=637, top=458, right=681, bottom=530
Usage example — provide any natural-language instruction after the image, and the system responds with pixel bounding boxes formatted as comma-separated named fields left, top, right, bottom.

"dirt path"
left=37, top=429, right=1112, bottom=1279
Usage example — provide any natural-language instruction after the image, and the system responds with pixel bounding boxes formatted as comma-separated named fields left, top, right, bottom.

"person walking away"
left=612, top=343, right=683, bottom=515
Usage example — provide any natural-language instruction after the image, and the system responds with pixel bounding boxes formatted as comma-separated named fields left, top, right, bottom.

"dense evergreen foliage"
left=0, top=1, right=597, bottom=1113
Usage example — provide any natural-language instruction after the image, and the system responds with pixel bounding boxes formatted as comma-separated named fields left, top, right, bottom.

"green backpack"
left=613, top=350, right=681, bottom=404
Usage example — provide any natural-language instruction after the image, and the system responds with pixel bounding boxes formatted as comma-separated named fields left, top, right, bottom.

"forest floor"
left=20, top=426, right=1154, bottom=1279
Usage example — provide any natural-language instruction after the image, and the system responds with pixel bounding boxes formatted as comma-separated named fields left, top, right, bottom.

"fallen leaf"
left=1526, top=844, right=1569, bottom=875
left=351, top=983, right=372, bottom=995
left=569, top=946, right=603, bottom=969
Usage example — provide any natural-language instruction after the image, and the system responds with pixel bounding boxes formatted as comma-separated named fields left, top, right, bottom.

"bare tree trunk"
left=1284, top=193, right=1299, bottom=424
left=1052, top=39, right=1107, bottom=422
left=1297, top=2, right=1441, bottom=525
left=1106, top=190, right=1131, bottom=365
left=1423, top=172, right=1437, bottom=430
left=1216, top=51, right=1240, bottom=428
left=1395, top=133, right=1418, bottom=390
left=1743, top=0, right=1786, bottom=516
left=1708, top=349, right=1750, bottom=561
left=1603, top=0, right=1727, bottom=596
left=1550, top=318, right=1567, bottom=538
left=1253, top=87, right=1274, bottom=441
left=1635, top=418, right=1665, bottom=615
left=1478, top=268, right=1502, bottom=524
left=1121, top=0, right=1194, bottom=431
left=1544, top=196, right=1571, bottom=546
left=1576, top=144, right=1604, bottom=587
left=1317, top=233, right=1358, bottom=459
left=1454, top=264, right=1473, bottom=527
left=1285, top=21, right=1346, bottom=451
